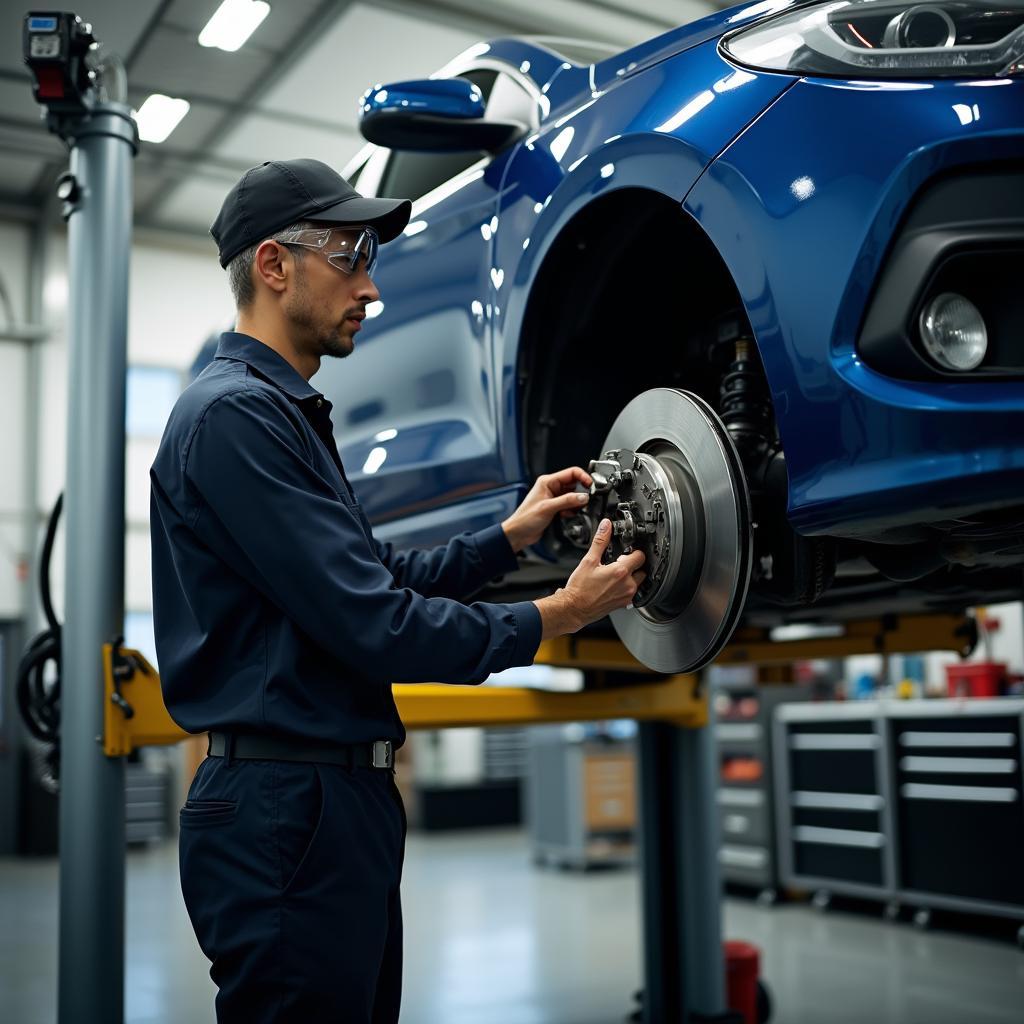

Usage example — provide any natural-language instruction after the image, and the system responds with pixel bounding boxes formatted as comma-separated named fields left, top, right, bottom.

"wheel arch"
left=503, top=173, right=768, bottom=482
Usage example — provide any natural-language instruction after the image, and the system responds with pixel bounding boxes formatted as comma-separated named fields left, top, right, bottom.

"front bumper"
left=684, top=72, right=1024, bottom=537
left=858, top=165, right=1024, bottom=380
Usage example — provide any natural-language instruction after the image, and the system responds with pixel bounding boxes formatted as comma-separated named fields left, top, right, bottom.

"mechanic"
left=149, top=158, right=646, bottom=1024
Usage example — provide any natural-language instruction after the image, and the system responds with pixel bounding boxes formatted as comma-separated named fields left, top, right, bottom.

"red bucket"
left=945, top=661, right=1006, bottom=698
left=725, top=940, right=760, bottom=1024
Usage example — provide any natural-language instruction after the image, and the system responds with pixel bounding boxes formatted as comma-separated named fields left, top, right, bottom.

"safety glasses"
left=276, top=225, right=379, bottom=277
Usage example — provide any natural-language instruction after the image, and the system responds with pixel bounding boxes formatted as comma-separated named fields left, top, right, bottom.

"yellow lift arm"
left=102, top=612, right=976, bottom=755
left=101, top=643, right=189, bottom=756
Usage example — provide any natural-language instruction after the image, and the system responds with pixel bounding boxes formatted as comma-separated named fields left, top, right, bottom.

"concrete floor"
left=3, top=828, right=1023, bottom=1024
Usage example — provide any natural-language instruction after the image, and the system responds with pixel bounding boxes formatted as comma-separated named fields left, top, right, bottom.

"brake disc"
left=578, top=388, right=752, bottom=674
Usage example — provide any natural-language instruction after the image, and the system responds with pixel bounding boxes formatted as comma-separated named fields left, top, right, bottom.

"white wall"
left=29, top=227, right=231, bottom=648
left=122, top=236, right=233, bottom=634
left=0, top=220, right=33, bottom=619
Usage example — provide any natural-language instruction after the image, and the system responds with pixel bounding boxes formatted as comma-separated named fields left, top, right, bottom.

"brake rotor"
left=592, top=388, right=752, bottom=674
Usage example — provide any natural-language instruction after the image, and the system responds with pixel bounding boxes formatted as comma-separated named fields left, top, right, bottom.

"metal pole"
left=57, top=101, right=136, bottom=1024
left=638, top=713, right=729, bottom=1023
left=638, top=720, right=686, bottom=1022
left=677, top=719, right=728, bottom=1017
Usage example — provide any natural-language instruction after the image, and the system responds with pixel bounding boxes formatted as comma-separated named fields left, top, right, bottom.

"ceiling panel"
left=255, top=4, right=479, bottom=131
left=213, top=114, right=362, bottom=170
left=126, top=22, right=272, bottom=100
left=128, top=95, right=230, bottom=154
left=0, top=74, right=52, bottom=124
left=596, top=0, right=714, bottom=29
left=132, top=171, right=172, bottom=212
left=379, top=0, right=668, bottom=45
left=0, top=119, right=65, bottom=166
left=149, top=176, right=238, bottom=233
left=0, top=153, right=50, bottom=198
left=164, top=0, right=330, bottom=50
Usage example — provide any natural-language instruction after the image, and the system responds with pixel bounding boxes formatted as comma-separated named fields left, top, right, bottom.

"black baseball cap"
left=211, top=158, right=412, bottom=268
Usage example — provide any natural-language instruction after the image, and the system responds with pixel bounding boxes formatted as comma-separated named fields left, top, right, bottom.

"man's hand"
left=501, top=466, right=593, bottom=553
left=534, top=518, right=646, bottom=639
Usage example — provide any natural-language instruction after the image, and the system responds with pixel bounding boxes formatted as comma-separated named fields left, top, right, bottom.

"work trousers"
left=179, top=754, right=407, bottom=1023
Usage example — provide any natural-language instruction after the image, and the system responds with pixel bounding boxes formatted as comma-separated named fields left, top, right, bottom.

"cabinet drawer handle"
left=793, top=825, right=884, bottom=849
left=899, top=756, right=1016, bottom=774
left=899, top=732, right=1016, bottom=749
left=791, top=791, right=883, bottom=811
left=900, top=783, right=1018, bottom=803
left=790, top=734, right=879, bottom=751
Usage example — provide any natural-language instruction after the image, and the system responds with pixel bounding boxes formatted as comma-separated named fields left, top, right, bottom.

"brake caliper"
left=562, top=449, right=675, bottom=608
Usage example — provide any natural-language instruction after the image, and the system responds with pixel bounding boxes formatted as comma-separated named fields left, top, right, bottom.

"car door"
left=316, top=66, right=539, bottom=530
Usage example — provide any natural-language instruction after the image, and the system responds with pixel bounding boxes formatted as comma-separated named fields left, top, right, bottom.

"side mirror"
left=358, top=77, right=526, bottom=154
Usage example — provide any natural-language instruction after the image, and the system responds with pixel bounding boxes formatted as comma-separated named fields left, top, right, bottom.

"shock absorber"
left=719, top=338, right=835, bottom=604
left=719, top=337, right=773, bottom=469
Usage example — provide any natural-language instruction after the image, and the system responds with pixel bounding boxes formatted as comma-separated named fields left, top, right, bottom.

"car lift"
left=103, top=612, right=976, bottom=1023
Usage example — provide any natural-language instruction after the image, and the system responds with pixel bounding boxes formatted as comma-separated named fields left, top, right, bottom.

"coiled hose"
left=16, top=494, right=64, bottom=790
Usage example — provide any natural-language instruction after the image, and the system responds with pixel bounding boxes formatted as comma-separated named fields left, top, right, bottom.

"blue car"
left=311, top=0, right=1024, bottom=672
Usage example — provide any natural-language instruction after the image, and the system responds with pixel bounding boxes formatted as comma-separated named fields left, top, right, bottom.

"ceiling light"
left=198, top=0, right=270, bottom=53
left=134, top=94, right=190, bottom=143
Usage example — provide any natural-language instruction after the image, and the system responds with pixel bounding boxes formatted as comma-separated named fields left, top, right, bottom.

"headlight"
left=722, top=0, right=1024, bottom=78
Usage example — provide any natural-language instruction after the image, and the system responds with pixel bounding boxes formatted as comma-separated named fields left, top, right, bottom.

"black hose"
left=16, top=494, right=64, bottom=788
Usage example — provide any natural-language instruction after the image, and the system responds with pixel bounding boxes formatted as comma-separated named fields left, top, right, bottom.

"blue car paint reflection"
left=686, top=74, right=1024, bottom=535
left=321, top=0, right=1024, bottom=568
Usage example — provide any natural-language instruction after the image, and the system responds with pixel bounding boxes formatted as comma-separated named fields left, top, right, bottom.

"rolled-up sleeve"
left=184, top=386, right=541, bottom=685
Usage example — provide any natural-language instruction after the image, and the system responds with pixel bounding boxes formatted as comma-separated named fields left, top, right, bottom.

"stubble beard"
left=286, top=266, right=354, bottom=360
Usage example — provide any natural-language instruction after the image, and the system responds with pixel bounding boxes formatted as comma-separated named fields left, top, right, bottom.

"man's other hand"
left=501, top=466, right=593, bottom=553
left=534, top=518, right=647, bottom=639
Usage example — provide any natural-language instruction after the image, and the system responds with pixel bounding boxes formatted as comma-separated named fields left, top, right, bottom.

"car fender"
left=492, top=40, right=794, bottom=481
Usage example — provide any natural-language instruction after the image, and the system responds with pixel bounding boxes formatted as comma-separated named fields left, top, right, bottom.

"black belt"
left=208, top=732, right=394, bottom=769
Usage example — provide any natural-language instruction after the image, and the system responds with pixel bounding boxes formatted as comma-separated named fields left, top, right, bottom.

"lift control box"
left=23, top=11, right=97, bottom=114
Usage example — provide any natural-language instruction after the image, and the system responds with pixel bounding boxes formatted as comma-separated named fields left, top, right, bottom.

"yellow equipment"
left=101, top=641, right=189, bottom=757
left=101, top=611, right=976, bottom=754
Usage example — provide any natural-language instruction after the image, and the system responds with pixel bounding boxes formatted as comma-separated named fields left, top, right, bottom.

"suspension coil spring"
left=719, top=338, right=773, bottom=459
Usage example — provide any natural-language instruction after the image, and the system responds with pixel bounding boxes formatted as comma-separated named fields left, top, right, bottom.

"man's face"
left=281, top=226, right=381, bottom=361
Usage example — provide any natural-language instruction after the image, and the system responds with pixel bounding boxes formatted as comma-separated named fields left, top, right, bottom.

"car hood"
left=591, top=0, right=801, bottom=91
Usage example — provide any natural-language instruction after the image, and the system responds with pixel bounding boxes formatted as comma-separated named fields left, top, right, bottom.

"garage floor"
left=3, top=828, right=1023, bottom=1024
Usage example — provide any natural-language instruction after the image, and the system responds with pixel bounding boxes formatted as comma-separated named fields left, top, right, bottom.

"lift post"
left=23, top=12, right=140, bottom=1022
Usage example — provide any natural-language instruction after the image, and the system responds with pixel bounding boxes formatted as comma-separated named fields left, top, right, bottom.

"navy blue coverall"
left=150, top=331, right=542, bottom=1022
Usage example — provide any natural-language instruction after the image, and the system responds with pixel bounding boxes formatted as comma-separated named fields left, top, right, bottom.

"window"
left=126, top=366, right=183, bottom=437
left=378, top=147, right=489, bottom=203
left=484, top=72, right=536, bottom=128
left=124, top=611, right=157, bottom=668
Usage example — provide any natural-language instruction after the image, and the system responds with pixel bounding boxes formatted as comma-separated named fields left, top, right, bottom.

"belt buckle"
left=371, top=739, right=394, bottom=769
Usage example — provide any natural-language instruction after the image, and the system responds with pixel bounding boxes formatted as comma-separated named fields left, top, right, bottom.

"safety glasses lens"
left=326, top=230, right=378, bottom=276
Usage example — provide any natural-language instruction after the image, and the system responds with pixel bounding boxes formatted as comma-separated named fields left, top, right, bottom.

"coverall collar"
left=214, top=331, right=322, bottom=404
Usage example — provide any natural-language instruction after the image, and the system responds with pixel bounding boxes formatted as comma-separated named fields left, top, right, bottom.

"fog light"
left=919, top=292, right=987, bottom=371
